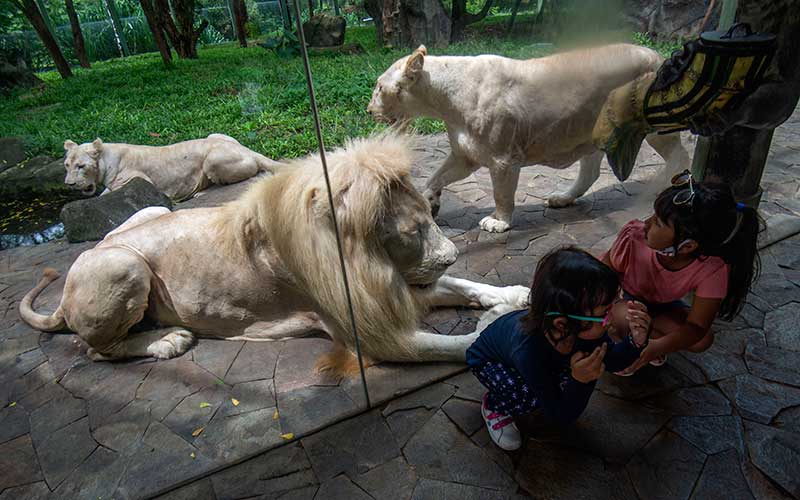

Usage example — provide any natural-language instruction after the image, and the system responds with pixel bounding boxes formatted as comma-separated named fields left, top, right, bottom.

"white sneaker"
left=481, top=393, right=522, bottom=451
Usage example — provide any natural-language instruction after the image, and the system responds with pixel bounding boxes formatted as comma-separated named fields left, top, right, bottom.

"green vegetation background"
left=1, top=18, right=680, bottom=162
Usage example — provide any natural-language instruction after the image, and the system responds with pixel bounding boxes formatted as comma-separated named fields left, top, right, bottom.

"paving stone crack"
left=221, top=341, right=247, bottom=382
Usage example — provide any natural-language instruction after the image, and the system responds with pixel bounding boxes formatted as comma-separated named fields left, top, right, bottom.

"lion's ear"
left=89, top=138, right=103, bottom=158
left=64, top=140, right=77, bottom=151
left=404, top=48, right=425, bottom=81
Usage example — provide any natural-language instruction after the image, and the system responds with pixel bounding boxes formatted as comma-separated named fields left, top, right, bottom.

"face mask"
left=655, top=239, right=691, bottom=257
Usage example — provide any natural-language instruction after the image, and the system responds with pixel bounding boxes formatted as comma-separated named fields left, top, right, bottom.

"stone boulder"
left=622, top=0, right=719, bottom=39
left=0, top=137, right=25, bottom=174
left=302, top=13, right=346, bottom=47
left=0, top=155, right=76, bottom=200
left=0, top=57, right=43, bottom=95
left=60, top=177, right=172, bottom=243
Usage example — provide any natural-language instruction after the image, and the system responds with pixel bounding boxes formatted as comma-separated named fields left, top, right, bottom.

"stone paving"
left=2, top=110, right=800, bottom=499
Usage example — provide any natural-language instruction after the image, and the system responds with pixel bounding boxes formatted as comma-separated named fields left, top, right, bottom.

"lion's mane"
left=217, top=133, right=429, bottom=360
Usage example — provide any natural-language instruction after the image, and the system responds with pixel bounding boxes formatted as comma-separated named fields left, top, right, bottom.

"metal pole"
left=289, top=0, right=372, bottom=409
left=691, top=0, right=737, bottom=181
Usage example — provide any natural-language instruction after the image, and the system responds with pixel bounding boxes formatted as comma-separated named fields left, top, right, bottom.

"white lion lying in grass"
left=22, top=134, right=528, bottom=373
left=63, top=134, right=284, bottom=201
left=368, top=44, right=690, bottom=232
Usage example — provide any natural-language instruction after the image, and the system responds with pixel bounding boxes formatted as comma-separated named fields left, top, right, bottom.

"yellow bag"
left=594, top=23, right=776, bottom=181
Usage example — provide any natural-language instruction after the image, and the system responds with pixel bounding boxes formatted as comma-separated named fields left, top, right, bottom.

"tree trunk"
left=450, top=0, right=494, bottom=42
left=65, top=0, right=90, bottom=68
left=506, top=0, right=523, bottom=33
left=280, top=0, right=292, bottom=30
left=105, top=0, right=131, bottom=57
left=154, top=0, right=208, bottom=59
left=380, top=0, right=451, bottom=48
left=307, top=0, right=314, bottom=17
left=362, top=0, right=384, bottom=46
left=232, top=0, right=248, bottom=48
left=15, top=0, right=72, bottom=78
left=140, top=0, right=172, bottom=66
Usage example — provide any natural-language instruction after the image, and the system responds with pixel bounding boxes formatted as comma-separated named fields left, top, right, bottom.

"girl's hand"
left=570, top=343, right=607, bottom=383
left=625, top=301, right=651, bottom=347
left=624, top=339, right=667, bottom=374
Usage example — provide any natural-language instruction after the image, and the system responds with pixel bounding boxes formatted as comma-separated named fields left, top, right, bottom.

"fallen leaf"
left=273, top=409, right=279, bottom=420
left=280, top=433, right=294, bottom=440
left=199, top=402, right=211, bottom=408
left=148, top=132, right=161, bottom=137
left=8, top=402, right=16, bottom=407
left=192, top=427, right=205, bottom=437
left=231, top=398, right=240, bottom=406
left=190, top=452, right=196, bottom=459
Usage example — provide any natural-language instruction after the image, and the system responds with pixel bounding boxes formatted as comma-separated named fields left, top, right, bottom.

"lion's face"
left=63, top=139, right=103, bottom=196
left=381, top=184, right=457, bottom=286
left=367, top=45, right=427, bottom=126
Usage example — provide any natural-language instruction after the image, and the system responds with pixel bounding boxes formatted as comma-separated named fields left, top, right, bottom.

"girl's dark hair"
left=521, top=246, right=619, bottom=337
left=654, top=181, right=763, bottom=321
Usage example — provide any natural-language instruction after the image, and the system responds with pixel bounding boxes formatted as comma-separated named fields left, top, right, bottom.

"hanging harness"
left=593, top=23, right=776, bottom=181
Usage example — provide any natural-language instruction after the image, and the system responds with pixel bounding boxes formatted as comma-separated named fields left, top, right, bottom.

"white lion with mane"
left=21, top=134, right=528, bottom=370
left=63, top=133, right=284, bottom=201
left=367, top=44, right=691, bottom=232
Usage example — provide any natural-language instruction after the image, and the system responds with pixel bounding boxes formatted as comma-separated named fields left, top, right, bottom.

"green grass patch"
left=0, top=20, right=673, bottom=161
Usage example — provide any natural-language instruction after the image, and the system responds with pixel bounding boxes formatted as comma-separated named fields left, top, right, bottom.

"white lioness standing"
left=368, top=44, right=691, bottom=232
left=63, top=133, right=284, bottom=201
left=21, top=134, right=528, bottom=369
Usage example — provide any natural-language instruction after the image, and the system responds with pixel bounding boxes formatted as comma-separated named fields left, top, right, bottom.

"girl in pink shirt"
left=602, top=171, right=762, bottom=374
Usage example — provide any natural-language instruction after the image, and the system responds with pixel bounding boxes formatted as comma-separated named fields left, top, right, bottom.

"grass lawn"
left=0, top=17, right=677, bottom=162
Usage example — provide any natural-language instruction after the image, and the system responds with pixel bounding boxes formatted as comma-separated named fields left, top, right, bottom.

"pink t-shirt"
left=602, top=220, right=729, bottom=303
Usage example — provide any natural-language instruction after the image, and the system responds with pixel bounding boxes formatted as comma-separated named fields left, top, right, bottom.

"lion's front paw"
left=477, top=285, right=530, bottom=309
left=147, top=329, right=194, bottom=359
left=504, top=285, right=531, bottom=309
left=547, top=192, right=577, bottom=208
left=479, top=215, right=511, bottom=233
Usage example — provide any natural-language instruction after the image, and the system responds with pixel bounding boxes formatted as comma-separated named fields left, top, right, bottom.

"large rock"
left=0, top=57, right=43, bottom=95
left=60, top=177, right=172, bottom=243
left=0, top=155, right=76, bottom=200
left=0, top=137, right=25, bottom=174
left=302, top=13, right=346, bottom=47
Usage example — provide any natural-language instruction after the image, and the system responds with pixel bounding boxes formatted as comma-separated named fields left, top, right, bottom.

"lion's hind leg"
left=202, top=149, right=260, bottom=186
left=66, top=248, right=152, bottom=362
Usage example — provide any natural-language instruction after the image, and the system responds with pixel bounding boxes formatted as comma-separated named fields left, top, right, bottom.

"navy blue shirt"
left=466, top=310, right=643, bottom=422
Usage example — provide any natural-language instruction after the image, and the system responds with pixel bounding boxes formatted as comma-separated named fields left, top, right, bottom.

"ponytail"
left=716, top=205, right=762, bottom=320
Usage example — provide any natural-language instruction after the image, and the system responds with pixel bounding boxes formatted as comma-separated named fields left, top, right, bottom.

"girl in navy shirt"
left=466, top=247, right=650, bottom=450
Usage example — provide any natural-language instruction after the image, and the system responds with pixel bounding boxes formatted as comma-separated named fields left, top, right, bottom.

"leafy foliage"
left=259, top=28, right=300, bottom=58
left=0, top=24, right=559, bottom=162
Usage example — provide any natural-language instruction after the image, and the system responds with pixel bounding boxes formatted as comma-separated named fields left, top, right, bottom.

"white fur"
left=63, top=134, right=285, bottom=201
left=368, top=44, right=691, bottom=232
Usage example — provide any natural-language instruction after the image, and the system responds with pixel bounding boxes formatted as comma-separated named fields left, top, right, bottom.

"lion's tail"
left=255, top=153, right=288, bottom=175
left=19, top=267, right=67, bottom=332
left=315, top=342, right=375, bottom=381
